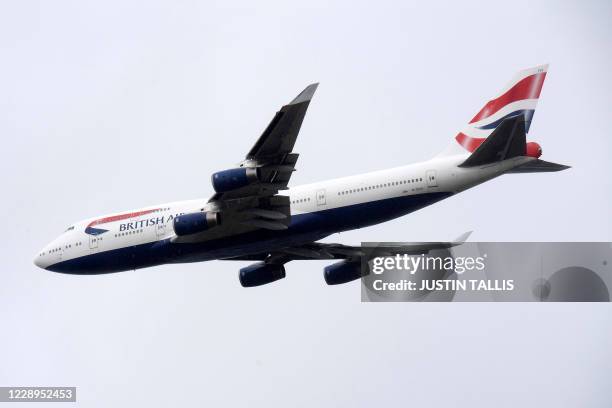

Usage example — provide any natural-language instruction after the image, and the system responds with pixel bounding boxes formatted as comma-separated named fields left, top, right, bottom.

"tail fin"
left=439, top=64, right=548, bottom=157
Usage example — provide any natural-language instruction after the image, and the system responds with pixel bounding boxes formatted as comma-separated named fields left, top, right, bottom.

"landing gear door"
left=316, top=189, right=326, bottom=206
left=426, top=170, right=438, bottom=187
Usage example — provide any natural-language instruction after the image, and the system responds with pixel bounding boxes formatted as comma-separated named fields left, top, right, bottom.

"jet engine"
left=212, top=167, right=260, bottom=193
left=324, top=260, right=363, bottom=285
left=173, top=212, right=220, bottom=236
left=239, top=262, right=286, bottom=287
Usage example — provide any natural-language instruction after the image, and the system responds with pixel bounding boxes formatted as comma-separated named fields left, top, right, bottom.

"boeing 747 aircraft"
left=34, top=65, right=568, bottom=286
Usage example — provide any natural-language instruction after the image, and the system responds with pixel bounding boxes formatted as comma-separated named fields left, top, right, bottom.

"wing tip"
left=454, top=231, right=473, bottom=243
left=289, top=83, right=319, bottom=105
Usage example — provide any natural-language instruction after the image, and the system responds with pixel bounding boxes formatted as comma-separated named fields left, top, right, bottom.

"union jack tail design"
left=439, top=64, right=548, bottom=156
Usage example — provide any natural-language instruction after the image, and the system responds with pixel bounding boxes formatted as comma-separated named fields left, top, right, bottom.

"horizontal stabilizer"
left=459, top=115, right=527, bottom=167
left=506, top=159, right=570, bottom=173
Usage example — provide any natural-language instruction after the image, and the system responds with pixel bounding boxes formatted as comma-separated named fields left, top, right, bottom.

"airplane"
left=34, top=65, right=569, bottom=287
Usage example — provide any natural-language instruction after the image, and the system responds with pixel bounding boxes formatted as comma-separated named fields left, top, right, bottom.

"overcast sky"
left=1, top=0, right=611, bottom=407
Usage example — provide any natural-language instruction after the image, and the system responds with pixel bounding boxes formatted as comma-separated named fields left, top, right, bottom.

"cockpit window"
left=65, top=226, right=75, bottom=232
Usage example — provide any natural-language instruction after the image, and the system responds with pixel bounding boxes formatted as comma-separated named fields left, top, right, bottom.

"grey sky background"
left=1, top=0, right=611, bottom=407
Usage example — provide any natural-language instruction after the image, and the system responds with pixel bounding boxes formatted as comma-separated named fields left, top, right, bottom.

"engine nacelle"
left=212, top=167, right=260, bottom=193
left=173, top=212, right=220, bottom=236
left=239, top=262, right=286, bottom=287
left=526, top=142, right=542, bottom=158
left=324, top=260, right=363, bottom=285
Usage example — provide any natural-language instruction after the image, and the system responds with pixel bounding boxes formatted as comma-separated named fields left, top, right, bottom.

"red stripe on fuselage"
left=469, top=72, right=546, bottom=124
left=456, top=132, right=485, bottom=152
left=87, top=209, right=160, bottom=228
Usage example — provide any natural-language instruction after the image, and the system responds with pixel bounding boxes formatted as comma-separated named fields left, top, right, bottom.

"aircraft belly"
left=169, top=191, right=453, bottom=262
left=47, top=191, right=453, bottom=274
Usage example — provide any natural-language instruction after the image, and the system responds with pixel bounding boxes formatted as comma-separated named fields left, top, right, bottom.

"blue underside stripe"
left=47, top=191, right=452, bottom=274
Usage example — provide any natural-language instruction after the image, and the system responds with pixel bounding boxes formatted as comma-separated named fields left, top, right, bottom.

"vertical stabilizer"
left=438, top=64, right=548, bottom=157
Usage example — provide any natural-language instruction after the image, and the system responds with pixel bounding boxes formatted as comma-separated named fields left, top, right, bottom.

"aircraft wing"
left=209, top=83, right=318, bottom=202
left=172, top=84, right=318, bottom=243
left=224, top=232, right=473, bottom=262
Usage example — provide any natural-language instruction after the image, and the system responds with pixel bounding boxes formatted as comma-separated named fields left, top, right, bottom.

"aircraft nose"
left=33, top=250, right=47, bottom=269
left=34, top=254, right=43, bottom=269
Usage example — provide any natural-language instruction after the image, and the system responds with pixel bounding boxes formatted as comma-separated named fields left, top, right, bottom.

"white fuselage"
left=34, top=154, right=533, bottom=273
